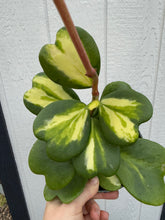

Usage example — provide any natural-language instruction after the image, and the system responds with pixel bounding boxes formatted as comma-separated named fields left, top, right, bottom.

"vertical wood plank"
left=46, top=0, right=107, bottom=210
left=106, top=0, right=165, bottom=219
left=107, top=0, right=164, bottom=137
left=140, top=2, right=165, bottom=219
left=0, top=0, right=165, bottom=219
left=106, top=1, right=142, bottom=218
left=0, top=0, right=49, bottom=219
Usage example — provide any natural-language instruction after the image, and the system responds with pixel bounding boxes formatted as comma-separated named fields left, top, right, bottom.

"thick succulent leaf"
left=33, top=100, right=91, bottom=161
left=39, top=27, right=100, bottom=89
left=28, top=140, right=74, bottom=190
left=23, top=72, right=79, bottom=115
left=117, top=138, right=165, bottom=205
left=73, top=118, right=120, bottom=178
left=101, top=81, right=131, bottom=99
left=99, top=175, right=122, bottom=191
left=44, top=174, right=87, bottom=203
left=99, top=81, right=153, bottom=145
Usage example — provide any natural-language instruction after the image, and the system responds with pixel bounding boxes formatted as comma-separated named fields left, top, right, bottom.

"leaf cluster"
left=24, top=27, right=165, bottom=205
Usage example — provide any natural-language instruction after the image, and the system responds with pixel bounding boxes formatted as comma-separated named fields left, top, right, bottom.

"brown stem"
left=53, top=0, right=99, bottom=100
left=92, top=75, right=99, bottom=100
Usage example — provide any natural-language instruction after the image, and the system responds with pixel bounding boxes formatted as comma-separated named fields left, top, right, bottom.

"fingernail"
left=90, top=176, right=99, bottom=185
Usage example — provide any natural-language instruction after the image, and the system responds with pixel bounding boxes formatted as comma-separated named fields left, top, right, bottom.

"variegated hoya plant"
left=24, top=0, right=165, bottom=206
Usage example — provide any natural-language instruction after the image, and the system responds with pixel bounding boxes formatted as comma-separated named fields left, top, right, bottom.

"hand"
left=43, top=176, right=119, bottom=220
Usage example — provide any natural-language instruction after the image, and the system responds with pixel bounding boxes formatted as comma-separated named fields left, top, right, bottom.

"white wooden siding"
left=0, top=0, right=165, bottom=219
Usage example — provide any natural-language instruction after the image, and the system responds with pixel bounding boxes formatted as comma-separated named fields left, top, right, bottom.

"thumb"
left=72, top=176, right=99, bottom=207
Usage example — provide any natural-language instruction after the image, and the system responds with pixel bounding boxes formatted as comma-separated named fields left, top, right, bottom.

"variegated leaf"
left=39, top=27, right=100, bottom=89
left=28, top=140, right=75, bottom=190
left=73, top=118, right=120, bottom=178
left=44, top=174, right=87, bottom=203
left=33, top=100, right=91, bottom=161
left=23, top=72, right=79, bottom=115
left=117, top=138, right=165, bottom=205
left=99, top=81, right=153, bottom=145
left=99, top=175, right=122, bottom=191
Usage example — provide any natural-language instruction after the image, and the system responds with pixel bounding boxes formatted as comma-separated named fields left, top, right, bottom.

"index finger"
left=93, top=191, right=119, bottom=200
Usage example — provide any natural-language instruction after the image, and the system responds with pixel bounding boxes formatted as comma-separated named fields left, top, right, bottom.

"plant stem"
left=53, top=0, right=99, bottom=100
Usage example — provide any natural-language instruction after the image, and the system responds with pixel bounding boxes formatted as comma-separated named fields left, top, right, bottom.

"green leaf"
left=44, top=174, right=87, bottom=203
left=99, top=175, right=122, bottom=191
left=99, top=81, right=153, bottom=145
left=117, top=138, right=165, bottom=205
left=23, top=72, right=79, bottom=115
left=33, top=100, right=91, bottom=161
left=101, top=81, right=131, bottom=99
left=28, top=140, right=75, bottom=190
left=73, top=118, right=120, bottom=178
left=39, top=27, right=100, bottom=89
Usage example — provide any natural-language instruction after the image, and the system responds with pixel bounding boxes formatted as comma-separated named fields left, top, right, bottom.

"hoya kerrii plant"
left=24, top=0, right=165, bottom=205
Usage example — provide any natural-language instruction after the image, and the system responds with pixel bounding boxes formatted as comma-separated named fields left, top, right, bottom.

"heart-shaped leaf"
left=44, top=174, right=87, bottom=203
left=117, top=138, right=165, bottom=205
left=99, top=82, right=153, bottom=145
left=73, top=118, right=120, bottom=178
left=23, top=72, right=79, bottom=115
left=33, top=100, right=91, bottom=161
left=39, top=27, right=100, bottom=89
left=28, top=140, right=75, bottom=190
left=99, top=175, right=122, bottom=191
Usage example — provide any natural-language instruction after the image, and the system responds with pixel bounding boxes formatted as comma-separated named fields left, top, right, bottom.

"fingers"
left=72, top=176, right=99, bottom=207
left=100, top=210, right=109, bottom=220
left=83, top=203, right=109, bottom=220
left=84, top=199, right=100, bottom=219
left=83, top=199, right=109, bottom=220
left=94, top=191, right=119, bottom=200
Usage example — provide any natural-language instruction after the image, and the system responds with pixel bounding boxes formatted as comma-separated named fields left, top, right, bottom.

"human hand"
left=43, top=176, right=119, bottom=220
